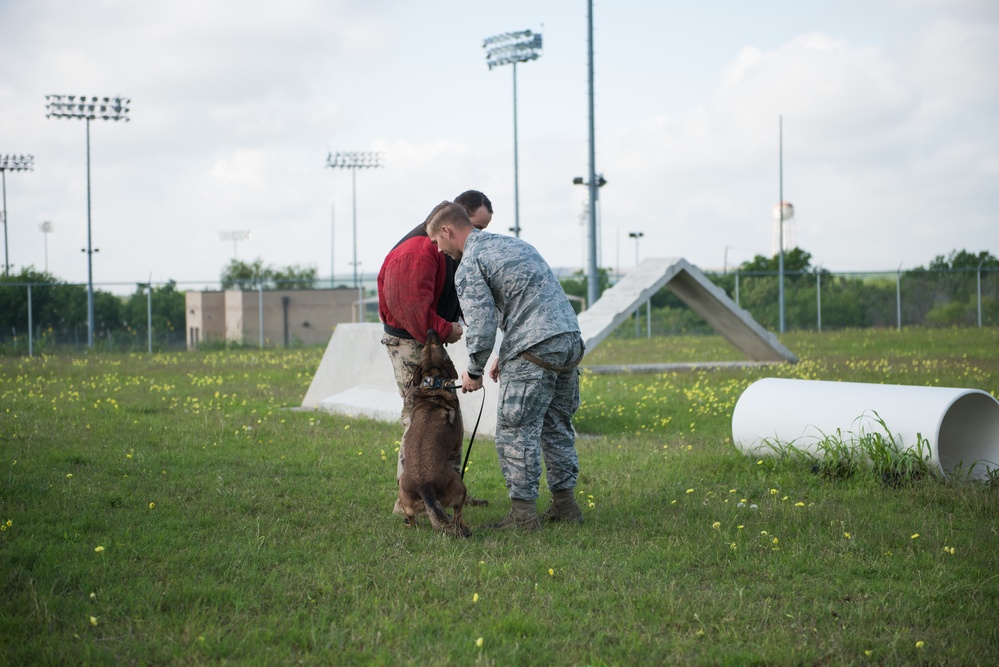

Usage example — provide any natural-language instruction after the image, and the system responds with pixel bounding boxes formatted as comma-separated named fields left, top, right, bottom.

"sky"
left=0, top=0, right=997, bottom=293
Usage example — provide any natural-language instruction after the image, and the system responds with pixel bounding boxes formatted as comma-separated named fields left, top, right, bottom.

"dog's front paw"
left=454, top=524, right=472, bottom=538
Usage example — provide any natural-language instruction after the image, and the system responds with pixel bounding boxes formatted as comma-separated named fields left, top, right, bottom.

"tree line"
left=0, top=258, right=318, bottom=351
left=2, top=249, right=996, bottom=352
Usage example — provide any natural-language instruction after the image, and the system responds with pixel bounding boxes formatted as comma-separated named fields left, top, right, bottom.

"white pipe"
left=732, top=379, right=999, bottom=479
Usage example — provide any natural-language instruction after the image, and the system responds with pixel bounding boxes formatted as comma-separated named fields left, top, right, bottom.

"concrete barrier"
left=302, top=323, right=498, bottom=437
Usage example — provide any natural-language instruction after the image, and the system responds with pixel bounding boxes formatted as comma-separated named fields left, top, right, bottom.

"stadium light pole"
left=629, top=231, right=649, bottom=337
left=45, top=94, right=130, bottom=347
left=325, top=151, right=383, bottom=289
left=778, top=115, right=785, bottom=334
left=628, top=231, right=644, bottom=266
left=585, top=0, right=601, bottom=308
left=1, top=154, right=35, bottom=275
left=219, top=230, right=251, bottom=259
left=39, top=220, right=53, bottom=272
left=573, top=171, right=606, bottom=294
left=483, top=29, right=542, bottom=239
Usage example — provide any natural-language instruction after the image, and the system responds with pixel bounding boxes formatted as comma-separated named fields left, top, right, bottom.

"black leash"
left=460, top=389, right=486, bottom=480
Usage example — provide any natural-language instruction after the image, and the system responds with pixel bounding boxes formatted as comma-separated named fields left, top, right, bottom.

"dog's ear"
left=444, top=357, right=458, bottom=380
left=410, top=363, right=424, bottom=388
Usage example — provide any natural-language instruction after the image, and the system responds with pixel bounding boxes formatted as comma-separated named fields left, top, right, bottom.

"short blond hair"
left=423, top=200, right=472, bottom=236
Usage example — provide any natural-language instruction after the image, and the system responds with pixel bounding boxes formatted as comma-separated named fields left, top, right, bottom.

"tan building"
left=186, top=288, right=367, bottom=349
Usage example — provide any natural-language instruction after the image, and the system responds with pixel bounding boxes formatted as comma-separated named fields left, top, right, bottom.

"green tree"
left=0, top=267, right=127, bottom=348
left=93, top=290, right=125, bottom=335
left=926, top=249, right=999, bottom=271
left=725, top=249, right=817, bottom=330
left=910, top=249, right=999, bottom=326
left=271, top=264, right=318, bottom=289
left=221, top=258, right=318, bottom=290
left=737, top=247, right=814, bottom=274
left=559, top=268, right=611, bottom=313
left=221, top=259, right=270, bottom=290
left=122, top=280, right=186, bottom=335
left=1, top=267, right=72, bottom=334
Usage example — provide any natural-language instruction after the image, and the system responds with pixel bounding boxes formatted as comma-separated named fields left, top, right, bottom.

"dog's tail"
left=417, top=483, right=453, bottom=533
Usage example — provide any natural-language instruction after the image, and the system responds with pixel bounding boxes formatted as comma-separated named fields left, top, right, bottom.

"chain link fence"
left=2, top=268, right=997, bottom=354
left=0, top=280, right=190, bottom=355
left=604, top=267, right=998, bottom=339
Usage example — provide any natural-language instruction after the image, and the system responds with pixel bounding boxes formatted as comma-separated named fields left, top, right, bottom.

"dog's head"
left=410, top=328, right=459, bottom=389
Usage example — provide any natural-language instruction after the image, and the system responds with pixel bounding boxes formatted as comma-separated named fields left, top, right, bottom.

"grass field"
left=1, top=327, right=998, bottom=665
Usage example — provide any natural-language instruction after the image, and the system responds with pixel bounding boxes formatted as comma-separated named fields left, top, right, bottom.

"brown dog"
left=397, top=329, right=471, bottom=538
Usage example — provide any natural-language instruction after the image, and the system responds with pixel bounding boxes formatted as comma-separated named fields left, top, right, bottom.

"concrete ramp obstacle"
left=301, top=323, right=498, bottom=437
left=578, top=257, right=797, bottom=363
left=302, top=257, right=795, bottom=436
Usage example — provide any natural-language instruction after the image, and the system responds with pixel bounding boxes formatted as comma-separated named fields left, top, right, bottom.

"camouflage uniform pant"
left=381, top=333, right=464, bottom=480
left=381, top=334, right=424, bottom=480
left=495, top=332, right=582, bottom=501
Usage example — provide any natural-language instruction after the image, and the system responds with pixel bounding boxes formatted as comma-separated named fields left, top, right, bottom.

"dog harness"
left=420, top=376, right=460, bottom=392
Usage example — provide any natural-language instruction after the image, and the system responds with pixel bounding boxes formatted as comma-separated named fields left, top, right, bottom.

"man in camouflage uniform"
left=424, top=200, right=585, bottom=530
left=377, top=191, right=493, bottom=514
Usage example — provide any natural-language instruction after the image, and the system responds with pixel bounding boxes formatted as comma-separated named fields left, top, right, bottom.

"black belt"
left=383, top=324, right=414, bottom=340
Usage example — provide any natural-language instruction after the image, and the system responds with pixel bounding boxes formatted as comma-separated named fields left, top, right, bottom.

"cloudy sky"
left=1, top=0, right=996, bottom=293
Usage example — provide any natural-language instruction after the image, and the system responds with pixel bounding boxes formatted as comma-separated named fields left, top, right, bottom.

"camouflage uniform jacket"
left=455, top=230, right=580, bottom=375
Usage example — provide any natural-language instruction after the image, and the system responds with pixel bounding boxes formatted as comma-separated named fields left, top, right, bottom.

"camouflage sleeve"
left=456, top=257, right=497, bottom=376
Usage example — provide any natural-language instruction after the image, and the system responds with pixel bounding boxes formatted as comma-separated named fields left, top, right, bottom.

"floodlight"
left=46, top=92, right=132, bottom=346
left=325, top=150, right=384, bottom=288
left=1, top=153, right=36, bottom=275
left=482, top=28, right=543, bottom=238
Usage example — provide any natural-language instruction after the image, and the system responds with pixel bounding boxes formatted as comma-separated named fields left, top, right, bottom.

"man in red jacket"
left=377, top=190, right=493, bottom=514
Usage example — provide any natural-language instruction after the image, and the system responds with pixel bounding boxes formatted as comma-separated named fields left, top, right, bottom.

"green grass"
left=2, top=329, right=998, bottom=665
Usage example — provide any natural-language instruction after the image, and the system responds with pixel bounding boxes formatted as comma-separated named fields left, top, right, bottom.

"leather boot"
left=541, top=488, right=584, bottom=524
left=489, top=498, right=541, bottom=531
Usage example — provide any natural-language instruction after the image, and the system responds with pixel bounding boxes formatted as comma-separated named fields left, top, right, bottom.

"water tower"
left=772, top=201, right=796, bottom=256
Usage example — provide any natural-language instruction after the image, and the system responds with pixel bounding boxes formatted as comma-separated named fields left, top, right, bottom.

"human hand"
left=461, top=371, right=483, bottom=393
left=488, top=358, right=500, bottom=382
left=445, top=323, right=463, bottom=344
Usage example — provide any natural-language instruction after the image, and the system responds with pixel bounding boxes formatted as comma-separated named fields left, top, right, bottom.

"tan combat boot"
left=490, top=498, right=541, bottom=531
left=541, top=488, right=584, bottom=524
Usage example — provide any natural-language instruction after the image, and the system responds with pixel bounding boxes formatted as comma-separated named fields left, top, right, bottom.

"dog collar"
left=420, top=376, right=459, bottom=392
